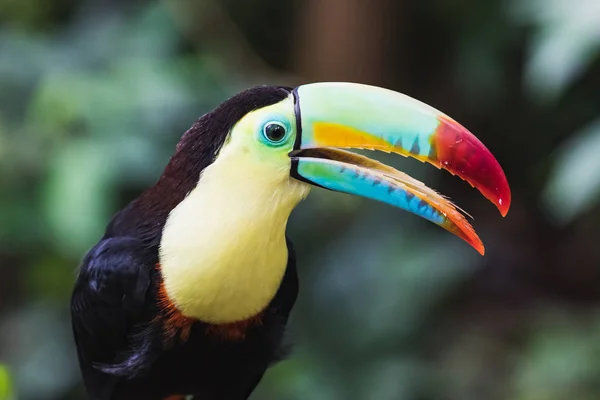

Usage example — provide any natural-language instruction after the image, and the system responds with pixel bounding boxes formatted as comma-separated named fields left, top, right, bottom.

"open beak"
left=289, top=82, right=511, bottom=255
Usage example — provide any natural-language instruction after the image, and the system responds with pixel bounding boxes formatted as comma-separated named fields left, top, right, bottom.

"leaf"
left=0, top=365, right=14, bottom=400
left=510, top=0, right=600, bottom=102
left=543, top=118, right=600, bottom=223
left=42, top=139, right=117, bottom=256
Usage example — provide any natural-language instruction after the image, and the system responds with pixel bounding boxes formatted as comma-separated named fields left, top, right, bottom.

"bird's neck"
left=158, top=152, right=309, bottom=324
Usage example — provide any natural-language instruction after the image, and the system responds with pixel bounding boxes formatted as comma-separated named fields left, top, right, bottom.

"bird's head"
left=158, top=82, right=511, bottom=323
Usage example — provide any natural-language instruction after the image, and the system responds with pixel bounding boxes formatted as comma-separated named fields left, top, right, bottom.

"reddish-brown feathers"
left=156, top=265, right=264, bottom=343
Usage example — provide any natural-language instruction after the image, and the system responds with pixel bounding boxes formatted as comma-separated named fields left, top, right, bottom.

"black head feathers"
left=106, top=85, right=292, bottom=241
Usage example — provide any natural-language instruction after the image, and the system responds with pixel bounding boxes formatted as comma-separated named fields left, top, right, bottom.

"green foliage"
left=512, top=312, right=600, bottom=400
left=543, top=119, right=600, bottom=223
left=0, top=365, right=14, bottom=400
left=511, top=0, right=600, bottom=102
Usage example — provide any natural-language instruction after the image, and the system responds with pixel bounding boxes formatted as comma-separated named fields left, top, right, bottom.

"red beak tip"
left=493, top=186, right=511, bottom=217
left=434, top=115, right=511, bottom=219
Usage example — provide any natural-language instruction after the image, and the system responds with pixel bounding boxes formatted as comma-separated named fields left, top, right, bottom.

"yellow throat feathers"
left=159, top=138, right=309, bottom=324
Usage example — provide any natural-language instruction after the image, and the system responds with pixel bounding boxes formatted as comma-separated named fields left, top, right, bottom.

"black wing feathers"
left=71, top=237, right=158, bottom=382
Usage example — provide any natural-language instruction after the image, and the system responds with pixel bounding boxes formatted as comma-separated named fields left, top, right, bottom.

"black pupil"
left=265, top=123, right=286, bottom=142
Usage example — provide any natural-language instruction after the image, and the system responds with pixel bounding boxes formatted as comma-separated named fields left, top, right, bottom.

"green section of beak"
left=295, top=82, right=439, bottom=159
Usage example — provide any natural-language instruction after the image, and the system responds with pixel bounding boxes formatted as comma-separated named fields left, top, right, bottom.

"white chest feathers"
left=159, top=150, right=309, bottom=323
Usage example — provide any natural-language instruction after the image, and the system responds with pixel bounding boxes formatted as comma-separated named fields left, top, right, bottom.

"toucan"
left=71, top=82, right=510, bottom=400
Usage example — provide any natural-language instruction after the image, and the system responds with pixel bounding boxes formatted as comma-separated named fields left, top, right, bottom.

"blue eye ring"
left=262, top=121, right=288, bottom=145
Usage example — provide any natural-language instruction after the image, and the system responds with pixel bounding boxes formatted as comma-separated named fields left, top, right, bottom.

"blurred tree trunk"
left=293, top=0, right=394, bottom=86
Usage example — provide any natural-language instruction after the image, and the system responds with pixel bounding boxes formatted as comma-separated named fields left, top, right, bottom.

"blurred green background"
left=1, top=0, right=600, bottom=399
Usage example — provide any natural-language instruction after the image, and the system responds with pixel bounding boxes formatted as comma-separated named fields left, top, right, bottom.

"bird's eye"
left=263, top=122, right=288, bottom=144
